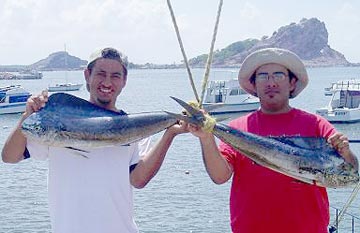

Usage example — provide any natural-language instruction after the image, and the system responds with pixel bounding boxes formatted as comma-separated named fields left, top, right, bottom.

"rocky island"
left=0, top=17, right=357, bottom=73
left=189, top=18, right=354, bottom=68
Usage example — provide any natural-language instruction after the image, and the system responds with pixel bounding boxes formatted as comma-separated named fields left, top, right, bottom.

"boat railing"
left=0, top=84, right=21, bottom=92
left=330, top=206, right=360, bottom=232
left=332, top=81, right=360, bottom=91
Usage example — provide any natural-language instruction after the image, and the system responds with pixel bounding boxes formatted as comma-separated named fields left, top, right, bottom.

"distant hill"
left=0, top=52, right=87, bottom=72
left=0, top=17, right=357, bottom=72
left=0, top=52, right=141, bottom=72
left=189, top=18, right=354, bottom=68
left=29, top=51, right=87, bottom=71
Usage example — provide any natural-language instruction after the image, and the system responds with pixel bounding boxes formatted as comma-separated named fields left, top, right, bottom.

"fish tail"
left=170, top=96, right=203, bottom=117
left=168, top=96, right=216, bottom=133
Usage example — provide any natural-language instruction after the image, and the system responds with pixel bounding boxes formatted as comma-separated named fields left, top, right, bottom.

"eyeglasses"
left=256, top=72, right=288, bottom=83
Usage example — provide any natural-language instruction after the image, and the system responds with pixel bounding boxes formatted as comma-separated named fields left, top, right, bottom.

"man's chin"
left=97, top=98, right=111, bottom=106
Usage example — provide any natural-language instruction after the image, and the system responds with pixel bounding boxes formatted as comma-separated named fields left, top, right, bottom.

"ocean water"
left=1, top=67, right=360, bottom=232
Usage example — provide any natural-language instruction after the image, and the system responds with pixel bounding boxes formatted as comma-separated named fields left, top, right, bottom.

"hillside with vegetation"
left=189, top=18, right=353, bottom=68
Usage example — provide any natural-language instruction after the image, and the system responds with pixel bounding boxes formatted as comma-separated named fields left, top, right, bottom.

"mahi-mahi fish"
left=167, top=96, right=359, bottom=188
left=21, top=93, right=177, bottom=148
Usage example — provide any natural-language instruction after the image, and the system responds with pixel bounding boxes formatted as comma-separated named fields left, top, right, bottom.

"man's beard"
left=97, top=97, right=111, bottom=106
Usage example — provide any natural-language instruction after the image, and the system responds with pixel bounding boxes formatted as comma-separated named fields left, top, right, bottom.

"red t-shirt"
left=219, top=108, right=336, bottom=233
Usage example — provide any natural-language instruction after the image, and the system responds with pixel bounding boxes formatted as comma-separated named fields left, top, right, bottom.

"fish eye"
left=33, top=124, right=45, bottom=133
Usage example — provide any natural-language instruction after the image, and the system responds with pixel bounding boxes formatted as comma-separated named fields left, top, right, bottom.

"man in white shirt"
left=2, top=47, right=187, bottom=233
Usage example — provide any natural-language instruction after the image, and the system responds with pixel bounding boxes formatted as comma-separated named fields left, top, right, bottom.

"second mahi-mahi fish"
left=167, top=96, right=359, bottom=188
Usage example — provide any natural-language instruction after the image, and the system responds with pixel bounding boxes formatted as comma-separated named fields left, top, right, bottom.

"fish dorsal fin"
left=46, top=93, right=126, bottom=117
left=272, top=136, right=338, bottom=156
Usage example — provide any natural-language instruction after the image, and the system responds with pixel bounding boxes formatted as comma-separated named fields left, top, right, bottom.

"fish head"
left=322, top=162, right=360, bottom=188
left=22, top=112, right=48, bottom=138
left=21, top=111, right=62, bottom=142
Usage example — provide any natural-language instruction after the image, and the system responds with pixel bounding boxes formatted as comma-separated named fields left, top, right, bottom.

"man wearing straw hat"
left=188, top=48, right=358, bottom=232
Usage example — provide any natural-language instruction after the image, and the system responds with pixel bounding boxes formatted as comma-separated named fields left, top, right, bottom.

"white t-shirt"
left=27, top=138, right=151, bottom=233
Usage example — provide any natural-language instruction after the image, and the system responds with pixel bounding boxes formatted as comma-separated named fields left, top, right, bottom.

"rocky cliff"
left=190, top=18, right=351, bottom=67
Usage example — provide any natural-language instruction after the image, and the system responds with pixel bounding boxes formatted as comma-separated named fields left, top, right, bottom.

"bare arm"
left=1, top=91, right=48, bottom=163
left=328, top=132, right=359, bottom=170
left=2, top=114, right=28, bottom=163
left=130, top=121, right=187, bottom=188
left=189, top=124, right=233, bottom=184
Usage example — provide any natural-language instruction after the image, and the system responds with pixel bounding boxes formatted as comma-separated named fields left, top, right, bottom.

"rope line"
left=166, top=2, right=360, bottom=231
left=330, top=181, right=360, bottom=231
left=166, top=0, right=199, bottom=103
left=199, top=0, right=223, bottom=107
left=167, top=0, right=224, bottom=105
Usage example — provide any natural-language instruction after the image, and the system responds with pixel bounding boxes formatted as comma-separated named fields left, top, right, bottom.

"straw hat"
left=238, top=48, right=308, bottom=98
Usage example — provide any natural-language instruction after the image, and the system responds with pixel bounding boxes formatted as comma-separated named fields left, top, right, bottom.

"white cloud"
left=0, top=0, right=173, bottom=64
left=1, top=0, right=360, bottom=65
left=239, top=2, right=261, bottom=20
left=327, top=2, right=360, bottom=62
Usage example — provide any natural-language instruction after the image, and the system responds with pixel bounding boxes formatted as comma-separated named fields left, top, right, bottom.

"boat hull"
left=317, top=86, right=360, bottom=123
left=0, top=85, right=30, bottom=115
left=0, top=103, right=26, bottom=114
left=316, top=108, right=360, bottom=123
left=203, top=101, right=260, bottom=114
left=203, top=78, right=260, bottom=114
left=48, top=84, right=83, bottom=92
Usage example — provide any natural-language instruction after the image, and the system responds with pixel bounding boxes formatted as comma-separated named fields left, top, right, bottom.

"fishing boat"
left=202, top=78, right=260, bottom=114
left=16, top=70, right=43, bottom=79
left=316, top=80, right=360, bottom=123
left=0, top=72, right=15, bottom=80
left=48, top=83, right=83, bottom=92
left=0, top=70, right=42, bottom=80
left=0, top=85, right=31, bottom=114
left=48, top=44, right=83, bottom=92
left=324, top=79, right=360, bottom=96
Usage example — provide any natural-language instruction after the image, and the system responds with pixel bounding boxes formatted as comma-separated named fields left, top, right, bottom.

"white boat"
left=202, top=78, right=260, bottom=114
left=16, top=70, right=43, bottom=79
left=316, top=80, right=360, bottom=123
left=0, top=70, right=42, bottom=80
left=48, top=45, right=83, bottom=92
left=0, top=72, right=15, bottom=80
left=0, top=85, right=31, bottom=114
left=324, top=79, right=360, bottom=96
left=48, top=83, right=83, bottom=92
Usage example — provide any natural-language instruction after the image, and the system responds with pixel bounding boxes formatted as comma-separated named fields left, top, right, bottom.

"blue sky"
left=1, top=0, right=360, bottom=65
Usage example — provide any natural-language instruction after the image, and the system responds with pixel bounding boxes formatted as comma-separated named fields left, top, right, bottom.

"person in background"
left=2, top=47, right=188, bottom=233
left=188, top=48, right=359, bottom=233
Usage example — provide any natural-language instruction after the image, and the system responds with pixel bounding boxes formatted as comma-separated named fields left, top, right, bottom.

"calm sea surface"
left=1, top=67, right=360, bottom=232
